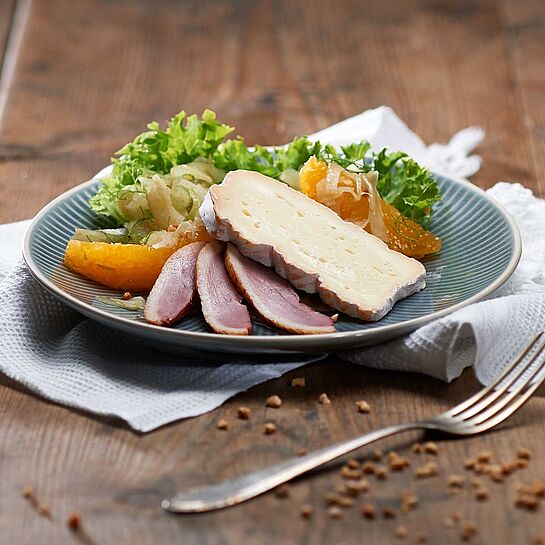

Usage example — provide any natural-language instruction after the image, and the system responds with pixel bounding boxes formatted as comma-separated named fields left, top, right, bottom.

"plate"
left=23, top=169, right=521, bottom=355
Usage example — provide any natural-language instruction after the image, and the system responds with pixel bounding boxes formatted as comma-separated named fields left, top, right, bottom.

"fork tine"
left=453, top=335, right=545, bottom=421
left=462, top=343, right=545, bottom=426
left=468, top=360, right=545, bottom=433
left=446, top=332, right=543, bottom=418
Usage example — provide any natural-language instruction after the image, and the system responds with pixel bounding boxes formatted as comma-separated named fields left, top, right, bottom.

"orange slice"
left=380, top=200, right=441, bottom=259
left=64, top=225, right=212, bottom=291
left=299, top=157, right=441, bottom=258
left=64, top=241, right=176, bottom=291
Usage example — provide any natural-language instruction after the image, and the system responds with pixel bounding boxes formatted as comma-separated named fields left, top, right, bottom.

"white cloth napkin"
left=1, top=106, right=533, bottom=432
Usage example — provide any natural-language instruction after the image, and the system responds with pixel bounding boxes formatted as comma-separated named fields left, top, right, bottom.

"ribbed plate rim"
left=22, top=169, right=522, bottom=350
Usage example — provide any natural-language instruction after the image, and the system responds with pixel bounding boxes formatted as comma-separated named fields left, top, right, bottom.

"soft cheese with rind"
left=200, top=170, right=426, bottom=321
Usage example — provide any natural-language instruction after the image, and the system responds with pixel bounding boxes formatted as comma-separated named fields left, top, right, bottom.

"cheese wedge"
left=200, top=170, right=426, bottom=321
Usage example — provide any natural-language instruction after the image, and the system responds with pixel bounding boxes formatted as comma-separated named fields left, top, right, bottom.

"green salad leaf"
left=89, top=110, right=234, bottom=222
left=212, top=136, right=322, bottom=179
left=89, top=109, right=441, bottom=230
left=372, top=149, right=441, bottom=227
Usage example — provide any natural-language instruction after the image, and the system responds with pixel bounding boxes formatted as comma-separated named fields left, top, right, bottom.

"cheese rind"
left=200, top=170, right=426, bottom=321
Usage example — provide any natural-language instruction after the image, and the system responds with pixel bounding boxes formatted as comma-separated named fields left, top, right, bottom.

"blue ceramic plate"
left=23, top=169, right=521, bottom=355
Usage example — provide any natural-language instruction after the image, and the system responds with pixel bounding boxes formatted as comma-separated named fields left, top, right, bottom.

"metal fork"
left=163, top=332, right=545, bottom=513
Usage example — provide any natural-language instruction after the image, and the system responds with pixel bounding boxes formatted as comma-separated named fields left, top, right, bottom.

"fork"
left=163, top=332, right=545, bottom=513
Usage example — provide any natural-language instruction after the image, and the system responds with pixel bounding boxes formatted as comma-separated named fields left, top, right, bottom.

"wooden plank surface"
left=0, top=1, right=16, bottom=58
left=0, top=1, right=544, bottom=544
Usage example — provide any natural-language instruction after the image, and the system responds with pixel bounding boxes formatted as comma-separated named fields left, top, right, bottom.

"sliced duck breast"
left=144, top=241, right=206, bottom=326
left=200, top=170, right=426, bottom=321
left=196, top=241, right=252, bottom=335
left=225, top=244, right=336, bottom=334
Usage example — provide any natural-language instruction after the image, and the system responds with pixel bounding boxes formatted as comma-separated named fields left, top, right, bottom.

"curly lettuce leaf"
left=89, top=109, right=440, bottom=230
left=212, top=136, right=322, bottom=179
left=89, top=110, right=234, bottom=222
left=370, top=149, right=441, bottom=227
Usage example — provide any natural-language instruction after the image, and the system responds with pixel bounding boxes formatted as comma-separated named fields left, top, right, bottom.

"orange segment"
left=299, top=157, right=441, bottom=258
left=380, top=200, right=442, bottom=259
left=299, top=156, right=327, bottom=199
left=64, top=240, right=176, bottom=291
left=64, top=225, right=213, bottom=291
left=176, top=225, right=213, bottom=247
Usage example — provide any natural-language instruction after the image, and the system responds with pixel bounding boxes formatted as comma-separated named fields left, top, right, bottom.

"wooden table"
left=1, top=1, right=544, bottom=543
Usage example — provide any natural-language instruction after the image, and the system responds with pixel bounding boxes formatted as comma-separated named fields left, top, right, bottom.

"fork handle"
left=163, top=421, right=422, bottom=513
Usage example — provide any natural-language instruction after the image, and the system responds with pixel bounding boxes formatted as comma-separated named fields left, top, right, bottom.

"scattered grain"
left=21, top=486, right=34, bottom=500
left=471, top=478, right=483, bottom=488
left=464, top=458, right=476, bottom=470
left=515, top=459, right=528, bottom=469
left=362, top=462, right=376, bottom=474
left=514, top=485, right=541, bottom=510
left=274, top=484, right=289, bottom=498
left=447, top=474, right=465, bottom=488
left=375, top=466, right=388, bottom=480
left=516, top=447, right=531, bottom=460
left=474, top=487, right=489, bottom=501
left=461, top=521, right=477, bottom=541
left=388, top=452, right=410, bottom=471
left=415, top=532, right=428, bottom=543
left=344, top=479, right=369, bottom=496
left=531, top=481, right=545, bottom=497
left=291, top=377, right=306, bottom=387
left=423, top=441, right=438, bottom=455
left=327, top=506, right=343, bottom=519
left=414, top=461, right=438, bottom=479
left=66, top=512, right=81, bottom=531
left=266, top=395, right=282, bottom=408
left=319, top=393, right=331, bottom=405
left=411, top=443, right=423, bottom=454
left=372, top=449, right=383, bottom=461
left=361, top=502, right=376, bottom=519
left=534, top=534, right=545, bottom=545
left=300, top=504, right=313, bottom=519
left=341, top=466, right=362, bottom=480
left=400, top=492, right=419, bottom=513
left=395, top=524, right=409, bottom=539
left=264, top=422, right=277, bottom=435
left=237, top=406, right=251, bottom=420
left=347, top=458, right=360, bottom=470
left=298, top=449, right=308, bottom=457
left=488, top=466, right=504, bottom=482
left=338, top=496, right=354, bottom=508
left=382, top=506, right=396, bottom=519
left=325, top=492, right=353, bottom=508
left=477, top=451, right=492, bottom=463
left=355, top=400, right=371, bottom=413
left=216, top=419, right=229, bottom=431
left=37, top=504, right=51, bottom=518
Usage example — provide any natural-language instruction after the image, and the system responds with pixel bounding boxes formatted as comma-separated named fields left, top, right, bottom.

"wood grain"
left=1, top=1, right=545, bottom=544
left=0, top=1, right=16, bottom=58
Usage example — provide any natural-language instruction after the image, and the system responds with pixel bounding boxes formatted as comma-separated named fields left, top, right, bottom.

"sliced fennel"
left=95, top=295, right=146, bottom=311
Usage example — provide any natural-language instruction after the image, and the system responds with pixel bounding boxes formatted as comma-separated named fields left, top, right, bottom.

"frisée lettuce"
left=89, top=109, right=441, bottom=236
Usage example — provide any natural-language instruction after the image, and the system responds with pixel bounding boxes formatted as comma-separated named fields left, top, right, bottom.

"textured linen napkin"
left=0, top=106, right=527, bottom=432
